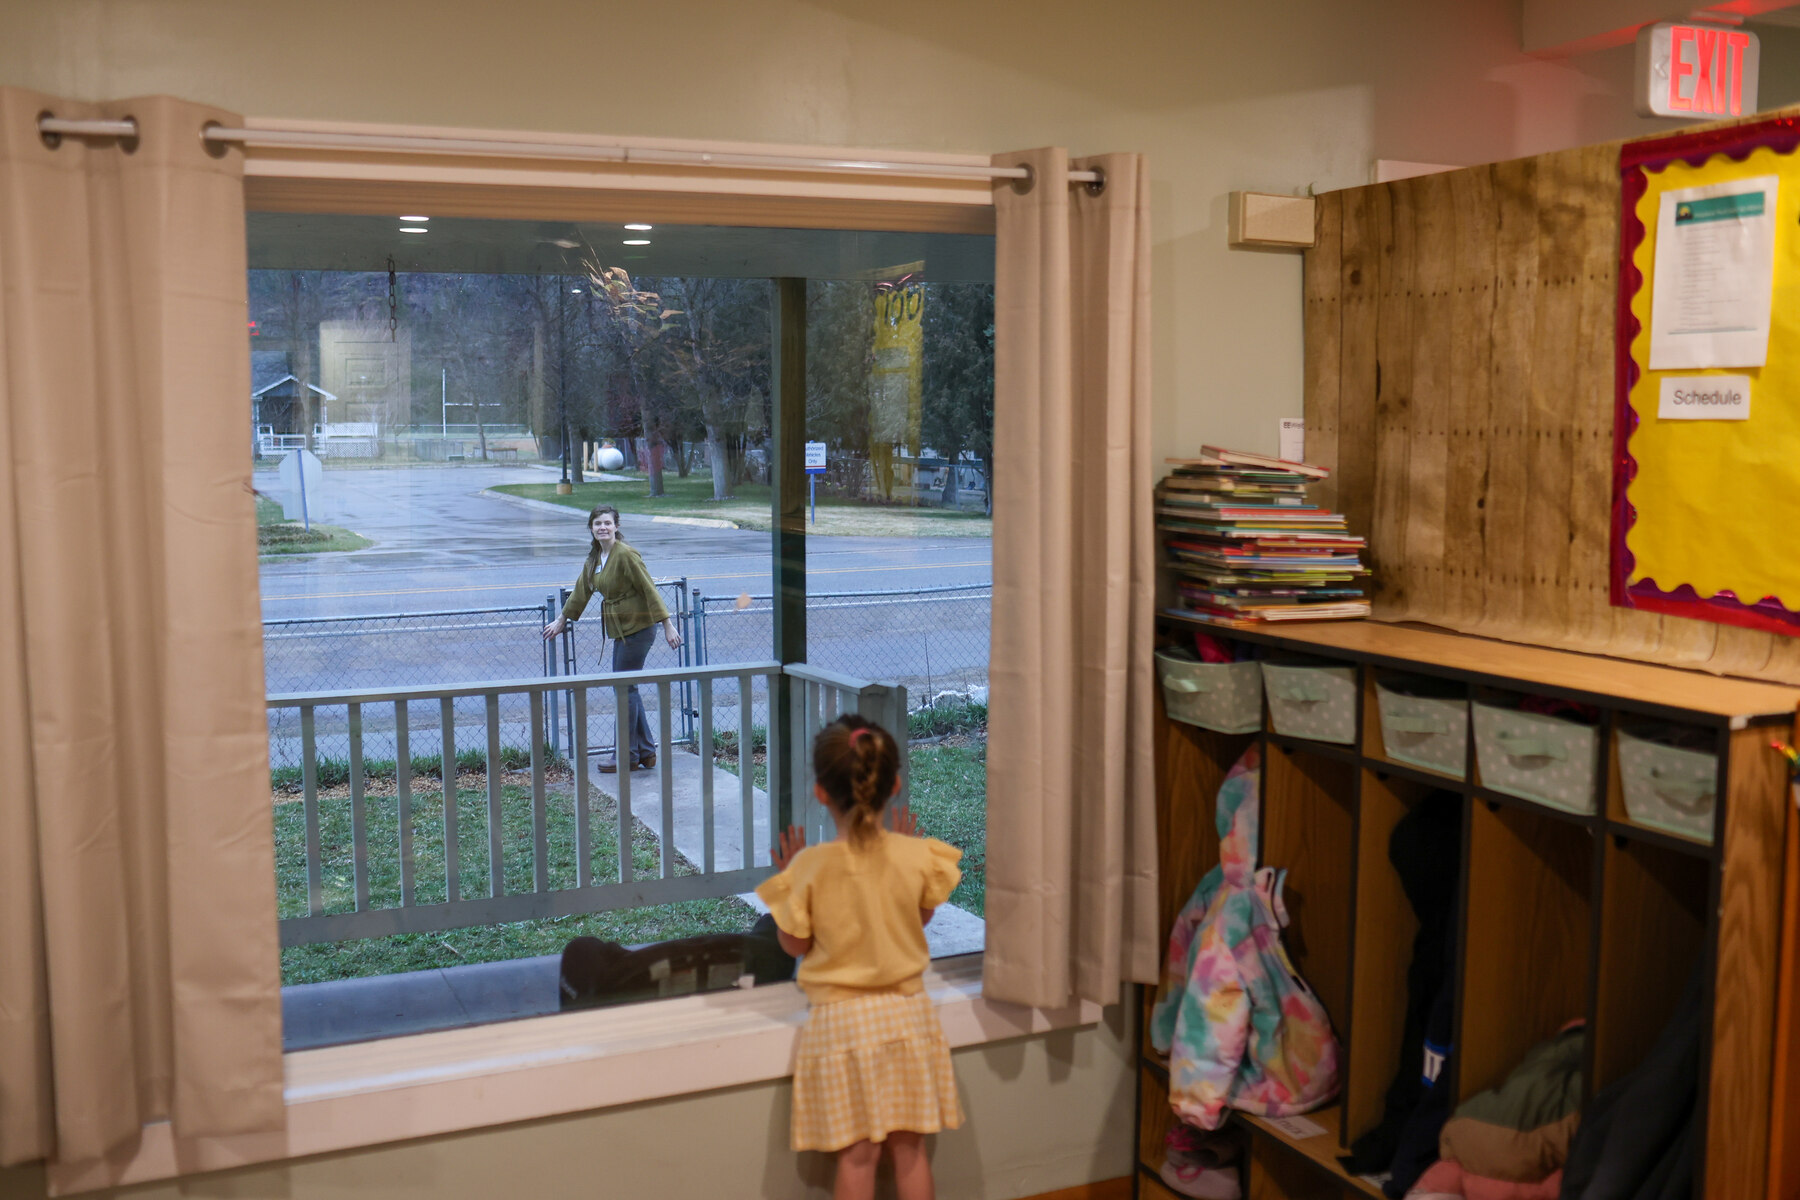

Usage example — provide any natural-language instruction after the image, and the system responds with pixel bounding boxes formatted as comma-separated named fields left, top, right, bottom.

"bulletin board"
left=1614, top=116, right=1800, bottom=635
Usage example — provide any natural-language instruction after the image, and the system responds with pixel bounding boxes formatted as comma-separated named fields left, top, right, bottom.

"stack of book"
left=1159, top=445, right=1370, bottom=625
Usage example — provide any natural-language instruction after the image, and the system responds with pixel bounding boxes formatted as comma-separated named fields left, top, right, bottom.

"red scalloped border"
left=1611, top=117, right=1800, bottom=636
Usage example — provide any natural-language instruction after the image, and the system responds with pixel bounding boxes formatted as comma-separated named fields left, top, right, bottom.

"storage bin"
left=1617, top=724, right=1718, bottom=842
left=1375, top=676, right=1468, bottom=778
left=1155, top=649, right=1263, bottom=734
left=1261, top=662, right=1357, bottom=745
left=1471, top=702, right=1600, bottom=814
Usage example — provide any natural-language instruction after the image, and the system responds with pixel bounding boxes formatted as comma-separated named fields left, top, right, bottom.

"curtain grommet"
left=38, top=110, right=60, bottom=150
left=1083, top=166, right=1107, bottom=197
left=200, top=120, right=230, bottom=159
left=1009, top=163, right=1035, bottom=195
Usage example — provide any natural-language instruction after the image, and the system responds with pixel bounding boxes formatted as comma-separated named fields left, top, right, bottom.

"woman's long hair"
left=812, top=714, right=900, bottom=849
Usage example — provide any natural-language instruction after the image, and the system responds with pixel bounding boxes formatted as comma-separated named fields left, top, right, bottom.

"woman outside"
left=542, top=505, right=682, bottom=772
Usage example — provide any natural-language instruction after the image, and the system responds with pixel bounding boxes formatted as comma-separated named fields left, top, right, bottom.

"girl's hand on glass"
left=771, top=824, right=807, bottom=871
left=542, top=616, right=566, bottom=641
left=888, top=804, right=920, bottom=837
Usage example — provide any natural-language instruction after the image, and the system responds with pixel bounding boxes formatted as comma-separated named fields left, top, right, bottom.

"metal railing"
left=690, top=582, right=990, bottom=735
left=263, top=579, right=691, bottom=770
left=269, top=661, right=906, bottom=949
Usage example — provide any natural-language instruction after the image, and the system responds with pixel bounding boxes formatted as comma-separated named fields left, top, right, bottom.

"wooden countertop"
left=1162, top=615, right=1800, bottom=722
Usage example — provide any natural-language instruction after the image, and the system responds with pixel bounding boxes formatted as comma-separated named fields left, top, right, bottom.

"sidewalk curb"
left=480, top=488, right=743, bottom=529
left=651, top=514, right=740, bottom=529
left=480, top=489, right=585, bottom=518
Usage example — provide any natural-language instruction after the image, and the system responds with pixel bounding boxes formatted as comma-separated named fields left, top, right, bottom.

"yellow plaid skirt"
left=790, top=989, right=964, bottom=1152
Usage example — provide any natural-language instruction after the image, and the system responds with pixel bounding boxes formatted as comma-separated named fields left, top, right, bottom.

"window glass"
left=250, top=213, right=993, bottom=1048
left=802, top=277, right=993, bottom=953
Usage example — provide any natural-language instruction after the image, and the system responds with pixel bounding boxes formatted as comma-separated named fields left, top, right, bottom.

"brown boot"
left=633, top=752, right=656, bottom=770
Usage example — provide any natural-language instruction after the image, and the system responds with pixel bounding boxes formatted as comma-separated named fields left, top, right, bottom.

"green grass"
left=491, top=472, right=992, bottom=538
left=711, top=739, right=987, bottom=916
left=904, top=745, right=988, bottom=916
left=274, top=774, right=757, bottom=985
left=709, top=725, right=769, bottom=758
left=271, top=745, right=552, bottom=793
left=256, top=493, right=372, bottom=555
left=910, top=698, right=988, bottom=739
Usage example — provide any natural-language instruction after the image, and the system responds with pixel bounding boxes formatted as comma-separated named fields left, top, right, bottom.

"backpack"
left=1150, top=744, right=1341, bottom=1129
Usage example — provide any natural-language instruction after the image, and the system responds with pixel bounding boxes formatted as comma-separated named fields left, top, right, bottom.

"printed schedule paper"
left=1649, top=175, right=1778, bottom=369
left=1657, top=374, right=1752, bottom=420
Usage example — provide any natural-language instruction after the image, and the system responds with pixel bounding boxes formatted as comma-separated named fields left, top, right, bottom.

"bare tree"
left=667, top=277, right=770, bottom=501
left=582, top=262, right=680, bottom=496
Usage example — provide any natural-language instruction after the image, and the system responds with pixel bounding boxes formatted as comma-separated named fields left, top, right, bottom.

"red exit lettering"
left=1668, top=24, right=1753, bottom=116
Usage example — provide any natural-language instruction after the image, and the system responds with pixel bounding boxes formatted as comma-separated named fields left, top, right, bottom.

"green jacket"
left=561, top=541, right=670, bottom=639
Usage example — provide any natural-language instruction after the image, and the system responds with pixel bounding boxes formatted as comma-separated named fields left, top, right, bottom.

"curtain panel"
left=984, top=147, right=1159, bottom=1009
left=0, top=89, right=284, bottom=1169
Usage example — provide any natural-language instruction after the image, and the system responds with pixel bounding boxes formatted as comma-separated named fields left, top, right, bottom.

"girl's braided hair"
left=812, top=714, right=899, bottom=848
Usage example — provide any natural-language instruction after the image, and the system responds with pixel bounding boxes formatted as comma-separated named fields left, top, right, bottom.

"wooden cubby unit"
left=1342, top=769, right=1430, bottom=1150
left=1458, top=800, right=1593, bottom=1103
left=1139, top=619, right=1796, bottom=1200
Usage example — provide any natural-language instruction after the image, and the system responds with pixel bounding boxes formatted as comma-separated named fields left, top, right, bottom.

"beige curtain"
left=984, top=147, right=1159, bottom=1009
left=0, top=89, right=284, bottom=1168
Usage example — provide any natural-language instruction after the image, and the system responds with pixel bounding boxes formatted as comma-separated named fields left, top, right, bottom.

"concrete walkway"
left=281, top=749, right=985, bottom=1049
left=598, top=748, right=987, bottom=959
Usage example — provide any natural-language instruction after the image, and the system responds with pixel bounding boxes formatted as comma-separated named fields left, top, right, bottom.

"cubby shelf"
left=1142, top=620, right=1795, bottom=1200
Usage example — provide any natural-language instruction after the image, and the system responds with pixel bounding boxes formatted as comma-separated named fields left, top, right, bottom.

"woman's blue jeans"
left=610, top=625, right=658, bottom=763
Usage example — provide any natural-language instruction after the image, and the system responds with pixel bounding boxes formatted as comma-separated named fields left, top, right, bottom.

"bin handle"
left=1387, top=715, right=1450, bottom=735
left=1268, top=677, right=1329, bottom=703
left=1496, top=731, right=1566, bottom=761
left=1647, top=767, right=1714, bottom=812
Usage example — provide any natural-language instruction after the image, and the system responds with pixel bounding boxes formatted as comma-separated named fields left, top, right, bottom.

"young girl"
left=757, top=715, right=964, bottom=1200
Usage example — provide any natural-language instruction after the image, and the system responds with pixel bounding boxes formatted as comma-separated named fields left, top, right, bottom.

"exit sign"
left=1637, top=22, right=1759, bottom=118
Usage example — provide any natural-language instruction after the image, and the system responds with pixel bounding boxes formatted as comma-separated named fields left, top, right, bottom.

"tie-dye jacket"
left=1150, top=745, right=1340, bottom=1129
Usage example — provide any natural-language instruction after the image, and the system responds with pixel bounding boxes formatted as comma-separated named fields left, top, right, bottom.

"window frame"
left=45, top=125, right=1068, bottom=1195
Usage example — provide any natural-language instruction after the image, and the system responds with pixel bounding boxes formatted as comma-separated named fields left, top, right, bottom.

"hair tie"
left=849, top=728, right=870, bottom=745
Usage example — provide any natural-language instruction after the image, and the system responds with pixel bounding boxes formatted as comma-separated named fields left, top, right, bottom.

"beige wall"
left=0, top=3, right=1748, bottom=1197
left=0, top=0, right=1709, bottom=460
left=0, top=1007, right=1135, bottom=1200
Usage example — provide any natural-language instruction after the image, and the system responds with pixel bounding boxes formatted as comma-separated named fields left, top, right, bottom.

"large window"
left=249, top=213, right=994, bottom=1047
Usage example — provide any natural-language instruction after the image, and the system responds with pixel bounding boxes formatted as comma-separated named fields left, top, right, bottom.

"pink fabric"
left=1407, top=1160, right=1565, bottom=1200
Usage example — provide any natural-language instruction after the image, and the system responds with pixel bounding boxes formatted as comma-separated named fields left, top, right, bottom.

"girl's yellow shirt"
left=757, top=831, right=962, bottom=1005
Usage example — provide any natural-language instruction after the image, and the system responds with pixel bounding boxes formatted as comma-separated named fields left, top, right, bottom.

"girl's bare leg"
left=834, top=1139, right=880, bottom=1200
left=888, top=1131, right=934, bottom=1200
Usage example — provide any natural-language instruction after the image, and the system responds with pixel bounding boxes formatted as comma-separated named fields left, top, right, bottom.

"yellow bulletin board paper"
left=1616, top=125, right=1800, bottom=635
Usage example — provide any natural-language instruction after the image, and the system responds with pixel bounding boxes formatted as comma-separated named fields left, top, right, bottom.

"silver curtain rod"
left=35, top=116, right=1103, bottom=187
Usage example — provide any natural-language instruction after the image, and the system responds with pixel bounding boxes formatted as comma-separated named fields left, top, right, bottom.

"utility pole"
left=557, top=276, right=572, bottom=495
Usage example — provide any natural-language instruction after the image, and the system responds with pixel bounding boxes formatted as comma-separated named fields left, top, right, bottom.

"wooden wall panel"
left=1301, top=115, right=1800, bottom=685
left=1335, top=189, right=1380, bottom=557
left=1406, top=171, right=1454, bottom=623
left=1370, top=182, right=1417, bottom=621
left=1306, top=194, right=1344, bottom=519
left=1443, top=166, right=1497, bottom=630
left=1476, top=156, right=1537, bottom=642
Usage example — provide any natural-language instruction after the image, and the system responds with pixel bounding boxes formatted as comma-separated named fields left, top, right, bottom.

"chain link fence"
left=264, top=581, right=690, bottom=770
left=262, top=578, right=990, bottom=772
left=689, top=583, right=991, bottom=742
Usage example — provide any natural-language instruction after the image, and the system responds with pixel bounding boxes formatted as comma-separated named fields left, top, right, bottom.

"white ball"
left=597, top=446, right=624, bottom=470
